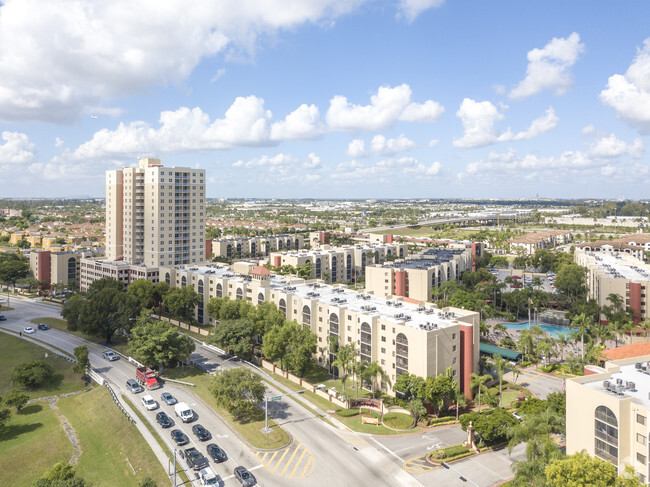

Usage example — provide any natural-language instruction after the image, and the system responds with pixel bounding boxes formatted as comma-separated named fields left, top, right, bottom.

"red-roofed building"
left=601, top=342, right=650, bottom=361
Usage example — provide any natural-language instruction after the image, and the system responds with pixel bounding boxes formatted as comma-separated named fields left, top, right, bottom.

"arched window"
left=302, top=305, right=311, bottom=326
left=251, top=242, right=257, bottom=256
left=236, top=243, right=242, bottom=256
left=265, top=241, right=270, bottom=256
left=226, top=244, right=232, bottom=258
left=286, top=239, right=292, bottom=250
left=197, top=280, right=203, bottom=294
left=346, top=254, right=352, bottom=281
left=258, top=292, right=265, bottom=305
left=331, top=256, right=337, bottom=281
left=181, top=276, right=187, bottom=287
left=387, top=249, right=391, bottom=256
left=595, top=405, right=618, bottom=464
left=279, top=298, right=287, bottom=317
left=399, top=248, right=404, bottom=258
left=216, top=283, right=222, bottom=298
left=165, top=272, right=170, bottom=285
left=360, top=323, right=371, bottom=362
left=278, top=240, right=283, bottom=250
left=361, top=253, right=367, bottom=270
left=431, top=271, right=436, bottom=288
left=295, top=238, right=300, bottom=249
left=67, top=257, right=76, bottom=280
left=396, top=333, right=408, bottom=376
left=236, top=288, right=243, bottom=300
left=315, top=258, right=322, bottom=278
left=328, top=313, right=340, bottom=377
left=329, top=313, right=339, bottom=335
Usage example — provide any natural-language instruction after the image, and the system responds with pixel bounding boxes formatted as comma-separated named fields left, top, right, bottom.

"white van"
left=174, top=402, right=194, bottom=423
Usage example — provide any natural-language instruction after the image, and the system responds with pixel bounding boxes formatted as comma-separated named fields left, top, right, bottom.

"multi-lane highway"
left=1, top=296, right=423, bottom=487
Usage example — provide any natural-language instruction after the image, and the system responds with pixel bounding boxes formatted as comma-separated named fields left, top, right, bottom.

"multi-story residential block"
left=212, top=235, right=305, bottom=259
left=509, top=230, right=572, bottom=255
left=106, top=157, right=206, bottom=267
left=567, top=354, right=650, bottom=484
left=575, top=250, right=650, bottom=325
left=365, top=247, right=473, bottom=302
left=29, top=250, right=87, bottom=288
left=80, top=257, right=160, bottom=291
left=269, top=243, right=408, bottom=284
left=160, top=263, right=480, bottom=397
left=577, top=234, right=650, bottom=261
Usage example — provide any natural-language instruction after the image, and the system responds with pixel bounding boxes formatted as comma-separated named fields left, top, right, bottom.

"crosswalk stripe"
left=265, top=451, right=279, bottom=468
left=300, top=456, right=313, bottom=478
left=289, top=447, right=308, bottom=478
left=271, top=447, right=291, bottom=474
left=280, top=442, right=302, bottom=476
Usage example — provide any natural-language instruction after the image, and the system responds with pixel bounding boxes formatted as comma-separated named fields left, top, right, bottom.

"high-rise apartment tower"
left=106, top=157, right=206, bottom=267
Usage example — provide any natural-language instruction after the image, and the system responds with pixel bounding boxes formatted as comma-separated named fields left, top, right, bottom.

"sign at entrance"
left=271, top=396, right=281, bottom=401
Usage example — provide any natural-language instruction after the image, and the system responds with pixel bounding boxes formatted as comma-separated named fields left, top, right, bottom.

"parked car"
left=199, top=467, right=222, bottom=487
left=126, top=379, right=143, bottom=394
left=192, top=424, right=211, bottom=441
left=23, top=327, right=35, bottom=334
left=174, top=402, right=194, bottom=423
left=156, top=411, right=172, bottom=428
left=180, top=447, right=209, bottom=470
left=0, top=315, right=6, bottom=321
left=37, top=323, right=49, bottom=330
left=206, top=443, right=227, bottom=463
left=141, top=394, right=159, bottom=411
left=233, top=466, right=256, bottom=486
left=103, top=350, right=118, bottom=361
left=171, top=429, right=189, bottom=446
left=161, top=392, right=177, bottom=405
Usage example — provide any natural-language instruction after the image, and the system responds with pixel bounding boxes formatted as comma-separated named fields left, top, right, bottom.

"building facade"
left=509, top=230, right=573, bottom=255
left=567, top=355, right=650, bottom=485
left=29, top=250, right=87, bottom=288
left=159, top=263, right=480, bottom=397
left=212, top=235, right=305, bottom=259
left=365, top=247, right=473, bottom=302
left=106, top=157, right=206, bottom=267
left=80, top=257, right=160, bottom=291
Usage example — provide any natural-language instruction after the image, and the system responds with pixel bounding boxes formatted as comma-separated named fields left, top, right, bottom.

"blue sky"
left=1, top=0, right=650, bottom=199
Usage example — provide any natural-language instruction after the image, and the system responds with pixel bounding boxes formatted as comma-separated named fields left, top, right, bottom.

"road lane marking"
left=300, top=456, right=313, bottom=478
left=402, top=455, right=436, bottom=475
left=280, top=441, right=302, bottom=476
left=289, top=447, right=307, bottom=478
left=271, top=446, right=291, bottom=473
left=265, top=451, right=278, bottom=467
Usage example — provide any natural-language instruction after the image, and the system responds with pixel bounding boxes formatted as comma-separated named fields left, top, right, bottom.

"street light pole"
left=218, top=355, right=238, bottom=375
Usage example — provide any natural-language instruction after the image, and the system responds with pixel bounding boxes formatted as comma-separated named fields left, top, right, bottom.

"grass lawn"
left=31, top=317, right=131, bottom=355
left=334, top=408, right=423, bottom=435
left=501, top=389, right=521, bottom=408
left=58, top=388, right=169, bottom=487
left=163, top=365, right=290, bottom=449
left=0, top=333, right=84, bottom=398
left=383, top=412, right=414, bottom=429
left=0, top=402, right=73, bottom=487
left=0, top=305, right=13, bottom=311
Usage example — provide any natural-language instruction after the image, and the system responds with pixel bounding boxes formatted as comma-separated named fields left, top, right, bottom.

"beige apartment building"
left=567, top=355, right=650, bottom=484
left=577, top=234, right=650, bottom=261
left=80, top=257, right=160, bottom=291
left=106, top=157, right=206, bottom=267
left=160, top=263, right=480, bottom=397
left=212, top=235, right=305, bottom=259
left=509, top=230, right=572, bottom=255
left=575, top=250, right=650, bottom=325
left=29, top=250, right=87, bottom=288
left=366, top=247, right=473, bottom=302
left=269, top=243, right=408, bottom=284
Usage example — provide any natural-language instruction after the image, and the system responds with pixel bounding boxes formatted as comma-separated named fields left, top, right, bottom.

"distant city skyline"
left=1, top=1, right=649, bottom=199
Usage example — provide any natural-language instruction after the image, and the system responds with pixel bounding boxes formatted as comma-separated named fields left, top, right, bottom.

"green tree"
left=138, top=478, right=157, bottom=487
left=12, top=361, right=54, bottom=388
left=554, top=263, right=587, bottom=304
left=394, top=372, right=425, bottom=402
left=78, top=281, right=138, bottom=344
left=361, top=361, right=392, bottom=398
left=16, top=239, right=30, bottom=249
left=72, top=345, right=90, bottom=380
left=571, top=313, right=593, bottom=360
left=209, top=369, right=265, bottom=420
left=459, top=407, right=518, bottom=445
left=261, top=322, right=291, bottom=369
left=127, top=279, right=156, bottom=311
left=163, top=285, right=201, bottom=325
left=209, top=318, right=256, bottom=359
left=546, top=451, right=642, bottom=487
left=4, top=389, right=29, bottom=412
left=129, top=320, right=195, bottom=373
left=0, top=253, right=30, bottom=287
left=408, top=398, right=427, bottom=424
left=331, top=343, right=357, bottom=395
left=284, top=323, right=317, bottom=378
left=32, top=461, right=88, bottom=487
left=470, top=372, right=492, bottom=412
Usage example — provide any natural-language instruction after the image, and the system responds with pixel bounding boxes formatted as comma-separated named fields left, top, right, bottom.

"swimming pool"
left=500, top=322, right=571, bottom=339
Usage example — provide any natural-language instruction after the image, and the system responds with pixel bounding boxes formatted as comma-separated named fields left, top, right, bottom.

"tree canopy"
left=209, top=368, right=265, bottom=421
left=129, top=318, right=195, bottom=373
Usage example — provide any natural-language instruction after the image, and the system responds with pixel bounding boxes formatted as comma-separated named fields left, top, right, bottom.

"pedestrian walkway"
left=251, top=440, right=315, bottom=479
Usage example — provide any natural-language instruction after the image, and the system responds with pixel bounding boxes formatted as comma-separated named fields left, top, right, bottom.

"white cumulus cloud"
left=346, top=139, right=367, bottom=158
left=600, top=38, right=650, bottom=132
left=510, top=32, right=585, bottom=99
left=0, top=131, right=36, bottom=164
left=397, top=0, right=445, bottom=22
left=270, top=104, right=323, bottom=140
left=370, top=134, right=416, bottom=155
left=588, top=133, right=643, bottom=159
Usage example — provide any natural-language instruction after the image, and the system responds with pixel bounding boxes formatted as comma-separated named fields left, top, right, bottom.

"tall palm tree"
left=470, top=372, right=492, bottom=412
left=556, top=333, right=569, bottom=362
left=362, top=361, right=392, bottom=398
left=351, top=360, right=368, bottom=398
left=536, top=338, right=556, bottom=366
left=453, top=386, right=468, bottom=421
left=494, top=323, right=507, bottom=336
left=639, top=320, right=650, bottom=341
left=517, top=329, right=535, bottom=362
left=571, top=313, right=593, bottom=360
left=491, top=355, right=513, bottom=407
left=331, top=343, right=357, bottom=396
left=610, top=319, right=631, bottom=347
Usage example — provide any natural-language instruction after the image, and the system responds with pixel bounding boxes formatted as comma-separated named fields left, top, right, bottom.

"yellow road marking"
left=289, top=447, right=308, bottom=478
left=300, top=456, right=313, bottom=478
left=280, top=442, right=302, bottom=476
left=265, top=451, right=279, bottom=467
left=259, top=451, right=269, bottom=463
left=526, top=373, right=542, bottom=381
left=402, top=455, right=436, bottom=474
left=271, top=447, right=290, bottom=473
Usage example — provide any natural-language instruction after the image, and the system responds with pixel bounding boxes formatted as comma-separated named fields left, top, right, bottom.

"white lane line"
left=369, top=436, right=406, bottom=463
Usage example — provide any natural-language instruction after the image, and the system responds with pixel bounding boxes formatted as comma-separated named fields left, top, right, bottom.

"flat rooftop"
left=179, top=264, right=472, bottom=331
left=382, top=248, right=465, bottom=269
left=584, top=362, right=650, bottom=409
left=587, top=252, right=650, bottom=281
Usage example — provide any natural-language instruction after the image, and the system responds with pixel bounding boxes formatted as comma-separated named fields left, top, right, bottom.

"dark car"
left=171, top=429, right=189, bottom=446
left=181, top=447, right=209, bottom=470
left=161, top=392, right=177, bottom=405
left=234, top=466, right=256, bottom=487
left=192, top=424, right=211, bottom=441
left=156, top=411, right=172, bottom=428
left=206, top=443, right=227, bottom=463
left=37, top=323, right=50, bottom=330
left=0, top=315, right=6, bottom=321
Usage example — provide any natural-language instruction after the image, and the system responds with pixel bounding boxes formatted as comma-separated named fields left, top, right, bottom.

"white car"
left=141, top=395, right=159, bottom=411
left=23, top=327, right=35, bottom=334
left=103, top=350, right=118, bottom=361
left=199, top=467, right=222, bottom=486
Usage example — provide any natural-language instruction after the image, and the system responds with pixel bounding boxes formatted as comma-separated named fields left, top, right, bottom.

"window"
left=637, top=453, right=646, bottom=464
left=595, top=406, right=618, bottom=464
left=638, top=414, right=647, bottom=426
left=452, top=345, right=457, bottom=352
left=381, top=336, right=386, bottom=342
left=637, top=433, right=647, bottom=446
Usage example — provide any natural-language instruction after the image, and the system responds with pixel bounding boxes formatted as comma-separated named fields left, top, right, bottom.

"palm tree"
left=536, top=338, right=556, bottom=366
left=494, top=323, right=507, bottom=336
left=571, top=313, right=593, bottom=360
left=639, top=320, right=650, bottom=341
left=453, top=386, right=468, bottom=421
left=351, top=360, right=368, bottom=398
left=491, top=355, right=513, bottom=407
left=331, top=344, right=357, bottom=396
left=362, top=361, right=392, bottom=398
left=470, top=372, right=492, bottom=412
left=610, top=319, right=631, bottom=347
left=517, top=329, right=535, bottom=362
left=556, top=333, right=569, bottom=362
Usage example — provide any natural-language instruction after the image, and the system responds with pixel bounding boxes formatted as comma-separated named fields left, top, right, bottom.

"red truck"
left=136, top=366, right=160, bottom=390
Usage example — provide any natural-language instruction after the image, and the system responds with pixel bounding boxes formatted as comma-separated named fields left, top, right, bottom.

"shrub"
left=336, top=408, right=360, bottom=417
left=383, top=412, right=414, bottom=429
left=430, top=449, right=447, bottom=459
left=518, top=361, right=532, bottom=368
left=12, top=361, right=54, bottom=388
